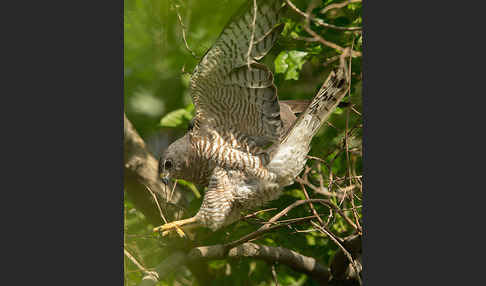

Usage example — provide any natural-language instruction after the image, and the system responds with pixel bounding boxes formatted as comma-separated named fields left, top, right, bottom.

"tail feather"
left=268, top=68, right=348, bottom=186
left=282, top=68, right=348, bottom=144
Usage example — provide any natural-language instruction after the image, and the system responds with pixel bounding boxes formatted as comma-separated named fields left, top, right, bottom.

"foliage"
left=159, top=104, right=194, bottom=129
left=275, top=50, right=308, bottom=80
left=124, top=0, right=362, bottom=285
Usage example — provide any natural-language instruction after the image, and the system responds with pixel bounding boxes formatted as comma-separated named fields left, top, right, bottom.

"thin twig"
left=272, top=264, right=280, bottom=286
left=303, top=0, right=361, bottom=57
left=299, top=168, right=325, bottom=226
left=285, top=0, right=361, bottom=31
left=321, top=0, right=362, bottom=15
left=311, top=221, right=362, bottom=285
left=173, top=2, right=198, bottom=58
left=124, top=248, right=159, bottom=281
left=144, top=185, right=168, bottom=224
left=335, top=184, right=357, bottom=194
left=246, top=0, right=257, bottom=69
left=264, top=213, right=327, bottom=225
left=341, top=75, right=352, bottom=207
left=295, top=177, right=336, bottom=198
left=259, top=199, right=360, bottom=233
left=244, top=208, right=278, bottom=219
left=225, top=215, right=318, bottom=250
left=168, top=179, right=178, bottom=205
left=342, top=45, right=362, bottom=230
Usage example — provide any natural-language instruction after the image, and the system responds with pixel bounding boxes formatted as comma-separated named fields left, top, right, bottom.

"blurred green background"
left=124, top=0, right=362, bottom=285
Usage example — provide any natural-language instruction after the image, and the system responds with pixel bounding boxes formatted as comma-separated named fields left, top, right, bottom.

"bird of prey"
left=154, top=0, right=348, bottom=236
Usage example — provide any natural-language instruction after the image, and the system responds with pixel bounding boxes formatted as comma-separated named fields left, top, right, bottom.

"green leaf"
left=159, top=108, right=193, bottom=128
left=288, top=51, right=308, bottom=68
left=274, top=51, right=289, bottom=74
left=185, top=103, right=194, bottom=113
left=208, top=260, right=227, bottom=270
left=287, top=189, right=306, bottom=200
left=305, top=234, right=316, bottom=246
left=274, top=50, right=308, bottom=80
left=281, top=21, right=295, bottom=37
left=176, top=179, right=201, bottom=198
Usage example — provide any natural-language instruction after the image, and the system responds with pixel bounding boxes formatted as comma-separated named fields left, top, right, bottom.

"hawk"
left=154, top=0, right=348, bottom=236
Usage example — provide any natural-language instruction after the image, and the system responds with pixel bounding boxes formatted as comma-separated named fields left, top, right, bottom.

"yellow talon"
left=153, top=216, right=199, bottom=239
left=161, top=230, right=170, bottom=237
left=175, top=226, right=186, bottom=238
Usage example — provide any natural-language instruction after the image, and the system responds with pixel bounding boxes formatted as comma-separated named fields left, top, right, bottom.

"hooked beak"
left=160, top=172, right=170, bottom=185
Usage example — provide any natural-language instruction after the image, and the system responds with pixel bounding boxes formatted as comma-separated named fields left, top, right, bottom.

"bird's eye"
left=164, top=160, right=173, bottom=170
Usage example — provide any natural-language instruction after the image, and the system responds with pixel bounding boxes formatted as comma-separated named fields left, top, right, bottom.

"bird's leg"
left=153, top=216, right=200, bottom=238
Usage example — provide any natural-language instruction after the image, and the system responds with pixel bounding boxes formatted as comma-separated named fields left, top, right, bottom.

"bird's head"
left=158, top=135, right=192, bottom=185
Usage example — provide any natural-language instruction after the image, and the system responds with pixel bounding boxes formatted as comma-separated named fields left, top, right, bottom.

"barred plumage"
left=190, top=0, right=284, bottom=149
left=154, top=0, right=348, bottom=234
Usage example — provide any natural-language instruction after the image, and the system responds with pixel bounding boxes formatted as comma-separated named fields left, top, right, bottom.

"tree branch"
left=330, top=234, right=362, bottom=282
left=285, top=0, right=361, bottom=31
left=138, top=243, right=331, bottom=286
left=258, top=199, right=360, bottom=234
left=125, top=115, right=362, bottom=285
left=137, top=251, right=188, bottom=286
left=321, top=0, right=362, bottom=15
left=124, top=114, right=187, bottom=225
left=124, top=248, right=160, bottom=281
left=172, top=1, right=198, bottom=59
left=311, top=221, right=362, bottom=285
left=285, top=0, right=362, bottom=57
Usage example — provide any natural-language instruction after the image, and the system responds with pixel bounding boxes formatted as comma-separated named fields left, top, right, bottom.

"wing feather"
left=190, top=0, right=284, bottom=151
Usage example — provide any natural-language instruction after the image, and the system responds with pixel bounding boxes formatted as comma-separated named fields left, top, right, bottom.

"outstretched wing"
left=190, top=0, right=284, bottom=150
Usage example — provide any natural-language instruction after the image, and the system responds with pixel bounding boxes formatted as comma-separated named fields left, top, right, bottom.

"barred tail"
left=268, top=68, right=348, bottom=186
left=281, top=68, right=348, bottom=144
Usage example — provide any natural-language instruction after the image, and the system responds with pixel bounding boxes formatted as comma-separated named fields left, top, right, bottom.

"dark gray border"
left=4, top=0, right=485, bottom=284
left=2, top=0, right=123, bottom=284
left=363, top=0, right=485, bottom=285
